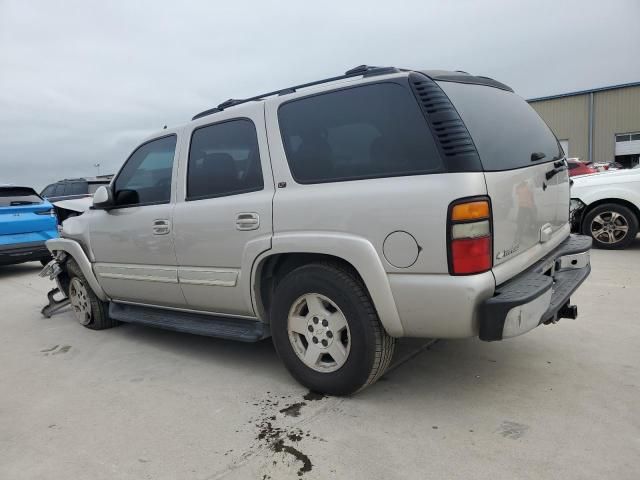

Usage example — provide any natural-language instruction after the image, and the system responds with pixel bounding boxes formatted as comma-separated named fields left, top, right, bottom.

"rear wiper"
left=531, top=152, right=546, bottom=162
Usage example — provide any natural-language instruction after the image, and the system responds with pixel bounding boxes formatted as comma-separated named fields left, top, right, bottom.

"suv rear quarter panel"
left=264, top=82, right=493, bottom=337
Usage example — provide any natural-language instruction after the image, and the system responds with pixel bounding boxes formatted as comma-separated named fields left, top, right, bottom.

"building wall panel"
left=529, top=95, right=589, bottom=160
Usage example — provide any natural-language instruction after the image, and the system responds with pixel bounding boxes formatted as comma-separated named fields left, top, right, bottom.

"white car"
left=571, top=166, right=640, bottom=249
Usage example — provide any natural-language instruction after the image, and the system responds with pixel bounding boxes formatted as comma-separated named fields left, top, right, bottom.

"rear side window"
left=52, top=184, right=65, bottom=196
left=278, top=83, right=443, bottom=184
left=67, top=182, right=88, bottom=195
left=114, top=135, right=177, bottom=207
left=438, top=82, right=562, bottom=171
left=187, top=119, right=263, bottom=200
left=0, top=188, right=43, bottom=206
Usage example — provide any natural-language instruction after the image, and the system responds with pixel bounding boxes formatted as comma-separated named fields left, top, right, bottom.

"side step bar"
left=109, top=303, right=270, bottom=342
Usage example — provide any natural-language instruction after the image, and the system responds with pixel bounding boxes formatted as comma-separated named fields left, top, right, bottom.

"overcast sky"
left=1, top=0, right=639, bottom=190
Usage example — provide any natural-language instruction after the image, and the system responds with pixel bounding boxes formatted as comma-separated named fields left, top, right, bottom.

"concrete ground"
left=1, top=243, right=639, bottom=480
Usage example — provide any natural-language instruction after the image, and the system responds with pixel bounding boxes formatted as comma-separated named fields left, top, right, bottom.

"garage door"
left=615, top=133, right=640, bottom=155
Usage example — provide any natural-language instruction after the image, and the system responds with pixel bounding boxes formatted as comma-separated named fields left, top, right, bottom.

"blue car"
left=0, top=186, right=58, bottom=266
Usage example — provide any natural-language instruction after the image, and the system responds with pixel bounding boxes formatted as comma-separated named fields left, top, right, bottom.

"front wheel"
left=270, top=262, right=395, bottom=396
left=66, top=259, right=119, bottom=330
left=582, top=203, right=638, bottom=249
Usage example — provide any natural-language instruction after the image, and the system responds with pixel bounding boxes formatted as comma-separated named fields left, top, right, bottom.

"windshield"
left=438, top=82, right=562, bottom=171
left=0, top=188, right=44, bottom=207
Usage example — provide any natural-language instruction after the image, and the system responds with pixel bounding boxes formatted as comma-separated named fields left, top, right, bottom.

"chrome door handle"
left=236, top=212, right=259, bottom=231
left=152, top=219, right=171, bottom=235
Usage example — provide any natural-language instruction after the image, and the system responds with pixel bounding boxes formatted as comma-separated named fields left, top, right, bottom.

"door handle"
left=236, top=213, right=259, bottom=231
left=152, top=219, right=171, bottom=235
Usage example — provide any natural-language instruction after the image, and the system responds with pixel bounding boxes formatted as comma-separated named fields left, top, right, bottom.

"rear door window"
left=187, top=119, right=263, bottom=200
left=278, top=82, right=443, bottom=184
left=438, top=82, right=562, bottom=171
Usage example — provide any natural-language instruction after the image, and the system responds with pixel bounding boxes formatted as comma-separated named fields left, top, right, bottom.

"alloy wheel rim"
left=590, top=211, right=629, bottom=244
left=69, top=277, right=92, bottom=325
left=287, top=293, right=351, bottom=373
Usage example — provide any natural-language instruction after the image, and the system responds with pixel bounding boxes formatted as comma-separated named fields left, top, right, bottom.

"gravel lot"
left=1, top=241, right=639, bottom=480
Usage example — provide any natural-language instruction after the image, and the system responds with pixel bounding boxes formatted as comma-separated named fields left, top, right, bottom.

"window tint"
left=278, top=83, right=442, bottom=183
left=114, top=135, right=177, bottom=206
left=187, top=119, right=263, bottom=200
left=567, top=161, right=578, bottom=170
left=67, top=182, right=88, bottom=195
left=0, top=188, right=43, bottom=206
left=616, top=134, right=631, bottom=142
left=52, top=184, right=65, bottom=196
left=41, top=185, right=55, bottom=197
left=439, top=82, right=562, bottom=171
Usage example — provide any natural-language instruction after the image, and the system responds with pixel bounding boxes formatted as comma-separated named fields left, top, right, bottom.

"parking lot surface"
left=1, top=242, right=639, bottom=480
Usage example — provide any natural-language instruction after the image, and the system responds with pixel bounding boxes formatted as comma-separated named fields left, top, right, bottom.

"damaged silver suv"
left=41, top=66, right=592, bottom=395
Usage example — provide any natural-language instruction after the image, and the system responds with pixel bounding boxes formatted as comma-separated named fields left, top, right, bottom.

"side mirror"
left=92, top=185, right=114, bottom=209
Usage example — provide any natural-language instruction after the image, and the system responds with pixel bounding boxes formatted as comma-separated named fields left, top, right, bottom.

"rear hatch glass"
left=438, top=81, right=569, bottom=270
left=0, top=187, right=44, bottom=207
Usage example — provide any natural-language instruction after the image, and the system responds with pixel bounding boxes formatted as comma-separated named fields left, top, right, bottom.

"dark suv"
left=41, top=176, right=113, bottom=202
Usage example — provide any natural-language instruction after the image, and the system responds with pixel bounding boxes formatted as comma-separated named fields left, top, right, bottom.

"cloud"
left=1, top=0, right=638, bottom=189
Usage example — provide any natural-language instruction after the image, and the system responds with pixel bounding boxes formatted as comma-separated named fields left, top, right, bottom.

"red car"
left=567, top=158, right=597, bottom=177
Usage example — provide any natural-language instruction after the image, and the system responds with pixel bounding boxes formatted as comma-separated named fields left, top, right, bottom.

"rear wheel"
left=270, top=262, right=395, bottom=396
left=66, top=259, right=118, bottom=330
left=582, top=203, right=638, bottom=249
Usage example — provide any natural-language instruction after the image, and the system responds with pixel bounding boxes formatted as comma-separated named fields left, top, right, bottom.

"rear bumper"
left=0, top=241, right=51, bottom=265
left=479, top=234, right=592, bottom=341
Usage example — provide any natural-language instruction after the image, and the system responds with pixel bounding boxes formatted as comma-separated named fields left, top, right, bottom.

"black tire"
left=66, top=259, right=119, bottom=330
left=582, top=203, right=638, bottom=250
left=270, top=262, right=395, bottom=396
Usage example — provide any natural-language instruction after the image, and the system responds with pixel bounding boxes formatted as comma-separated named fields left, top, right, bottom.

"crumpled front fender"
left=45, top=238, right=108, bottom=301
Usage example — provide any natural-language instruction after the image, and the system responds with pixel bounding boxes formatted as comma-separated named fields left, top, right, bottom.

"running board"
left=109, top=303, right=269, bottom=342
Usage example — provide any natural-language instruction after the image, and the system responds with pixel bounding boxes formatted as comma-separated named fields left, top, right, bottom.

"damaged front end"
left=39, top=197, right=92, bottom=318
left=39, top=251, right=72, bottom=317
left=570, top=198, right=586, bottom=233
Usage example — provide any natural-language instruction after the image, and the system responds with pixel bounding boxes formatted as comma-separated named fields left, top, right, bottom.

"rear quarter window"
left=438, top=82, right=562, bottom=171
left=278, top=82, right=443, bottom=184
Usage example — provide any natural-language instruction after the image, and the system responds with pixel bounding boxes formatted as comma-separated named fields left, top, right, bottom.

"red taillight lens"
left=450, top=236, right=492, bottom=274
left=448, top=198, right=492, bottom=275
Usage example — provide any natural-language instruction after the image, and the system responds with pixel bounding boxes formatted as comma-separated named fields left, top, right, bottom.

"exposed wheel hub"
left=69, top=277, right=92, bottom=326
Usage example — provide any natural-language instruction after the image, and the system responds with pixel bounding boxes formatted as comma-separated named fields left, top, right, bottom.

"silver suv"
left=41, top=66, right=592, bottom=395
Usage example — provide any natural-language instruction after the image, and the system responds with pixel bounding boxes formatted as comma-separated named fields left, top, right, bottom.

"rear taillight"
left=35, top=208, right=55, bottom=217
left=448, top=198, right=492, bottom=275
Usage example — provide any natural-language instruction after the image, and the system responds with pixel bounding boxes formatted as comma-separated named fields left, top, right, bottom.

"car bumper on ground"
left=0, top=241, right=52, bottom=265
left=478, top=234, right=592, bottom=341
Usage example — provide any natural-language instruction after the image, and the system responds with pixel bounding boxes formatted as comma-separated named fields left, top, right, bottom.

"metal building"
left=528, top=82, right=640, bottom=168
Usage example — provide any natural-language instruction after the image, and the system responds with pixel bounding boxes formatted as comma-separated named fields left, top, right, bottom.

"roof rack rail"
left=192, top=65, right=400, bottom=121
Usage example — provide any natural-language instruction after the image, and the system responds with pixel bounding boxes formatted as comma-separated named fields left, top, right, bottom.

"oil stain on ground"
left=497, top=420, right=529, bottom=439
left=279, top=402, right=306, bottom=417
left=41, top=345, right=71, bottom=356
left=246, top=391, right=331, bottom=477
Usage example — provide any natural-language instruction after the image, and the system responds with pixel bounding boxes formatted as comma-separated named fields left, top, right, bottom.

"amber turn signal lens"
left=451, top=201, right=490, bottom=221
